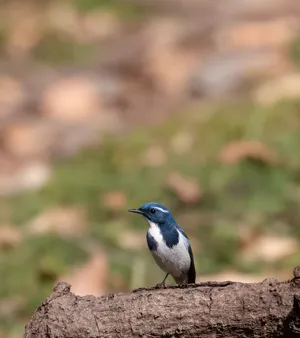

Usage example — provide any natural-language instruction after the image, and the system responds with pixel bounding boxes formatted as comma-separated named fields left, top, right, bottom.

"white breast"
left=147, top=221, right=191, bottom=279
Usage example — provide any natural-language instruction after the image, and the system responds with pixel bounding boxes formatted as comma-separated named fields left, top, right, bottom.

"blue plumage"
left=146, top=232, right=157, bottom=251
left=159, top=226, right=179, bottom=249
left=129, top=202, right=196, bottom=286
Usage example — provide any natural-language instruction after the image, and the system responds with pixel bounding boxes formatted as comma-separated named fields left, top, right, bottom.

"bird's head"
left=128, top=202, right=176, bottom=226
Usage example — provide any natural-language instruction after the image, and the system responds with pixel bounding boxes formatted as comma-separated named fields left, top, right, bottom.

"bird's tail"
left=188, top=260, right=196, bottom=283
left=188, top=246, right=196, bottom=283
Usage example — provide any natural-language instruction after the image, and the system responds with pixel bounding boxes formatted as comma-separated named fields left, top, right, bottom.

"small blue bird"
left=128, top=202, right=196, bottom=287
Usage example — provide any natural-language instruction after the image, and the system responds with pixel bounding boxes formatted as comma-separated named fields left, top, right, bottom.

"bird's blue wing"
left=146, top=231, right=158, bottom=251
left=176, top=225, right=196, bottom=283
left=176, top=225, right=189, bottom=240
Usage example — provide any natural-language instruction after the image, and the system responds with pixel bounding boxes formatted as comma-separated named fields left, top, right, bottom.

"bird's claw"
left=179, top=282, right=188, bottom=288
left=155, top=282, right=166, bottom=289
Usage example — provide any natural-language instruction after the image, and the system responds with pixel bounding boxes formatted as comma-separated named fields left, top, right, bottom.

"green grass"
left=290, top=33, right=300, bottom=69
left=73, top=0, right=149, bottom=20
left=32, top=31, right=97, bottom=65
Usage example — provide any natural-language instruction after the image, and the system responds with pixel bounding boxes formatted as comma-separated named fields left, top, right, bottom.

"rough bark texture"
left=24, top=269, right=300, bottom=338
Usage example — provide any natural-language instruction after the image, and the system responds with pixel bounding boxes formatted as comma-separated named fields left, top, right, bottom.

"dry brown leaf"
left=0, top=161, right=51, bottom=196
left=145, top=18, right=198, bottom=95
left=254, top=73, right=300, bottom=106
left=142, top=146, right=166, bottom=167
left=216, top=18, right=298, bottom=51
left=27, top=207, right=87, bottom=237
left=237, top=223, right=263, bottom=250
left=118, top=230, right=145, bottom=250
left=171, top=132, right=193, bottom=155
left=102, top=191, right=127, bottom=210
left=166, top=172, right=202, bottom=204
left=219, top=140, right=278, bottom=165
left=58, top=251, right=108, bottom=296
left=5, top=13, right=44, bottom=58
left=41, top=77, right=102, bottom=122
left=241, top=235, right=298, bottom=262
left=80, top=11, right=120, bottom=41
left=0, top=225, right=22, bottom=250
left=3, top=122, right=53, bottom=158
left=0, top=76, right=25, bottom=113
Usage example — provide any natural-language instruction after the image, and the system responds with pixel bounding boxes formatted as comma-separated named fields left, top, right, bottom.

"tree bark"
left=24, top=268, right=300, bottom=338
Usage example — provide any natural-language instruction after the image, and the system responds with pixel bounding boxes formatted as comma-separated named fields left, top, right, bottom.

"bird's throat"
left=147, top=220, right=159, bottom=229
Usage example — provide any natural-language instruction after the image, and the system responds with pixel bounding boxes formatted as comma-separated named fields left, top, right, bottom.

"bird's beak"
left=128, top=208, right=143, bottom=215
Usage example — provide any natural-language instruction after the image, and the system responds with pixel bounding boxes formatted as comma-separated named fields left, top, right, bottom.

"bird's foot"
left=179, top=282, right=188, bottom=288
left=155, top=282, right=167, bottom=289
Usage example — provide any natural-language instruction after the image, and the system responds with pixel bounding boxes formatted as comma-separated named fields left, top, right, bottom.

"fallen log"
left=24, top=267, right=300, bottom=337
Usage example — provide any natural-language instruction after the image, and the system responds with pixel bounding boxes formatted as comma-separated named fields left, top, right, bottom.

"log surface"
left=24, top=276, right=300, bottom=338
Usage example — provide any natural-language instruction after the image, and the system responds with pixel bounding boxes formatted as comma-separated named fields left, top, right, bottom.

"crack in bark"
left=132, top=281, right=235, bottom=293
left=241, top=297, right=245, bottom=321
left=208, top=288, right=213, bottom=318
left=93, top=312, right=101, bottom=337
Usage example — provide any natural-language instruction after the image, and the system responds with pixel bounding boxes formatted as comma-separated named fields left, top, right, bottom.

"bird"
left=128, top=202, right=196, bottom=287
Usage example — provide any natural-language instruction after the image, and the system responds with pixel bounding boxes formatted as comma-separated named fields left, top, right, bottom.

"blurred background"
left=1, top=0, right=300, bottom=336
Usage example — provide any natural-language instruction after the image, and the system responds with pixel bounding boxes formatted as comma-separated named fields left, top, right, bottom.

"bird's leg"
left=155, top=273, right=169, bottom=289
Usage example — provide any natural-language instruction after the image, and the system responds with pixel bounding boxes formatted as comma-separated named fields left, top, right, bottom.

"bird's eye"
left=150, top=208, right=156, bottom=214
